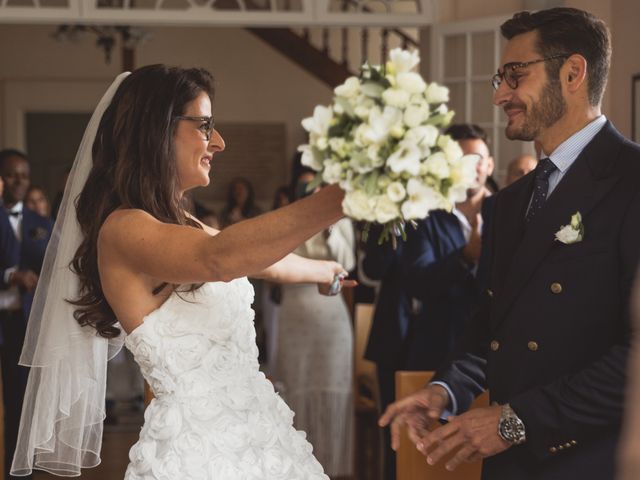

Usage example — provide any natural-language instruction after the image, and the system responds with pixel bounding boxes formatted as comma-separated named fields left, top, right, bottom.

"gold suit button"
left=490, top=340, right=500, bottom=351
left=571, top=440, right=577, bottom=446
left=564, top=442, right=572, bottom=448
left=487, top=288, right=494, bottom=298
left=549, top=447, right=557, bottom=454
left=528, top=341, right=539, bottom=352
left=550, top=282, right=563, bottom=294
left=558, top=445, right=564, bottom=450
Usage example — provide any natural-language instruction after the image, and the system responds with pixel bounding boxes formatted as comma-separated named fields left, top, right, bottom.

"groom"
left=380, top=7, right=640, bottom=480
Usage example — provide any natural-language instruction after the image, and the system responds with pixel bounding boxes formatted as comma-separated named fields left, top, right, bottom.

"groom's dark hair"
left=501, top=7, right=611, bottom=107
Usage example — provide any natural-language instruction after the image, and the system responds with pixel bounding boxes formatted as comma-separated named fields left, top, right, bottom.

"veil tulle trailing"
left=11, top=72, right=130, bottom=477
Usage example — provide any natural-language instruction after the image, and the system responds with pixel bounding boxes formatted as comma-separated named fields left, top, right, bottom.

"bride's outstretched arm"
left=99, top=184, right=345, bottom=285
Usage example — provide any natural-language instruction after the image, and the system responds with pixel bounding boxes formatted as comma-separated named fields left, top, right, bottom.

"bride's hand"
left=317, top=261, right=357, bottom=296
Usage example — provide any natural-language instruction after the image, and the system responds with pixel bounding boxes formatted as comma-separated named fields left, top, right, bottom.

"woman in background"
left=25, top=185, right=51, bottom=219
left=275, top=168, right=356, bottom=479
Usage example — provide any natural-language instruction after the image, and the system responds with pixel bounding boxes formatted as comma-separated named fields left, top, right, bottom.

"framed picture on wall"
left=633, top=74, right=640, bottom=142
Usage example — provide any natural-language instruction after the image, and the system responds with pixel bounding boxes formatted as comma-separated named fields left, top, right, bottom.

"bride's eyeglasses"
left=491, top=54, right=570, bottom=91
left=175, top=115, right=215, bottom=141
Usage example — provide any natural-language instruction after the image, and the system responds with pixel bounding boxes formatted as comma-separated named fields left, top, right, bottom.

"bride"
left=11, top=65, right=353, bottom=479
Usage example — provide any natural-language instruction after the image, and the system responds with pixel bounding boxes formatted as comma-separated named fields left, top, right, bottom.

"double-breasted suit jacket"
left=433, top=122, right=640, bottom=479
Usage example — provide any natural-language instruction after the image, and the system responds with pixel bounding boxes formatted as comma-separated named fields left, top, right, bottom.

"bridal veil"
left=11, top=72, right=130, bottom=476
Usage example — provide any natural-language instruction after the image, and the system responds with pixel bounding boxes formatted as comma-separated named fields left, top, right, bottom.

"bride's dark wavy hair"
left=70, top=64, right=214, bottom=338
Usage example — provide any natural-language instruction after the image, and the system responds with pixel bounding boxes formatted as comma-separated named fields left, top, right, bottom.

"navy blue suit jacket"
left=433, top=122, right=640, bottom=479
left=0, top=208, right=19, bottom=274
left=0, top=207, right=53, bottom=322
left=361, top=225, right=412, bottom=369
left=401, top=210, right=482, bottom=371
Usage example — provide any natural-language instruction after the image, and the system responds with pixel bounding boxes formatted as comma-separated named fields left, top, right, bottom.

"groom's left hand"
left=417, top=404, right=511, bottom=471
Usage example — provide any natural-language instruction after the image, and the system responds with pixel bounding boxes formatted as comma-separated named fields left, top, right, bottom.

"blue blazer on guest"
left=0, top=207, right=53, bottom=321
left=0, top=208, right=19, bottom=274
left=401, top=209, right=484, bottom=371
left=361, top=225, right=413, bottom=370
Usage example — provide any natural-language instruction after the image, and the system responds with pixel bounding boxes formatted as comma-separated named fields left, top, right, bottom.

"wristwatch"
left=498, top=403, right=526, bottom=445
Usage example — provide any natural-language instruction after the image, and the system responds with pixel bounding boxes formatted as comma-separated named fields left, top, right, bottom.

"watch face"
left=500, top=417, right=525, bottom=444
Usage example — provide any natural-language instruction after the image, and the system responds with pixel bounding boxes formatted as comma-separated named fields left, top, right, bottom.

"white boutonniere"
left=555, top=212, right=584, bottom=244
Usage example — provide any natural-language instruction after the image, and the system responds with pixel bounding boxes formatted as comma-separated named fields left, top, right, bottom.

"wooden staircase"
left=247, top=24, right=419, bottom=88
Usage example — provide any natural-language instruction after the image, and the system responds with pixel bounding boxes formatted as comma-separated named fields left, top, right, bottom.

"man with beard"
left=0, top=149, right=52, bottom=480
left=380, top=7, right=640, bottom=480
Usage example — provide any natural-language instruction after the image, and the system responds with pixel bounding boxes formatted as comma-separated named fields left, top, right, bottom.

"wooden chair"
left=395, top=371, right=489, bottom=480
left=353, top=303, right=381, bottom=480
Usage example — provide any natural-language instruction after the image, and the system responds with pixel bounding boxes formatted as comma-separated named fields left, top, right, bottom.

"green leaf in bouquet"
left=360, top=82, right=385, bottom=99
left=426, top=113, right=447, bottom=126
left=364, top=170, right=380, bottom=195
left=328, top=115, right=356, bottom=138
left=306, top=172, right=324, bottom=193
left=364, top=67, right=391, bottom=89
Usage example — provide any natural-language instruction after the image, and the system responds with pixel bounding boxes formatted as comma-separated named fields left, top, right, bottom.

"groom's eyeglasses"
left=175, top=115, right=215, bottom=141
left=491, top=54, right=570, bottom=91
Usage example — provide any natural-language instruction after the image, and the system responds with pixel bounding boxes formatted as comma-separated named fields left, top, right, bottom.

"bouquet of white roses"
left=298, top=48, right=479, bottom=244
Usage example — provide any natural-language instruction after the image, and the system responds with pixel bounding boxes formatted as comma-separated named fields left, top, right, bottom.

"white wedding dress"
left=123, top=277, right=328, bottom=480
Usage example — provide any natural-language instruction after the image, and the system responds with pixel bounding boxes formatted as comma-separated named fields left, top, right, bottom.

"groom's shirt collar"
left=540, top=115, right=607, bottom=196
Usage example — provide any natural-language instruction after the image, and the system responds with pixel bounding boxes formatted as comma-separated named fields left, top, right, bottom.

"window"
left=431, top=16, right=535, bottom=182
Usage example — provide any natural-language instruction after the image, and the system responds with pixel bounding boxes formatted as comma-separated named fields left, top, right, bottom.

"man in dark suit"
left=0, top=149, right=52, bottom=480
left=362, top=124, right=494, bottom=479
left=380, top=8, right=640, bottom=480
left=401, top=123, right=494, bottom=371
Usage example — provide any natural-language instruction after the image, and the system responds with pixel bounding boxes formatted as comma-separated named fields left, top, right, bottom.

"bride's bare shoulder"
left=100, top=208, right=157, bottom=238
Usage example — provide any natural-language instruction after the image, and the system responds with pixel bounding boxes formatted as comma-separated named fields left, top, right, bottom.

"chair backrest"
left=353, top=303, right=378, bottom=409
left=395, top=371, right=489, bottom=480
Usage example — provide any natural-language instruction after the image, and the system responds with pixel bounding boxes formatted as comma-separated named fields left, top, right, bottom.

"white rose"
left=425, top=83, right=450, bottom=103
left=424, top=152, right=451, bottom=179
left=349, top=151, right=375, bottom=174
left=375, top=195, right=401, bottom=223
left=334, top=76, right=361, bottom=98
left=555, top=225, right=582, bottom=244
left=264, top=448, right=295, bottom=478
left=401, top=178, right=446, bottom=220
left=386, top=182, right=406, bottom=202
left=146, top=402, right=182, bottom=440
left=151, top=451, right=182, bottom=479
left=382, top=88, right=410, bottom=108
left=387, top=142, right=421, bottom=176
left=161, top=334, right=209, bottom=375
left=128, top=440, right=157, bottom=474
left=405, top=125, right=439, bottom=151
left=396, top=72, right=427, bottom=94
left=343, top=190, right=377, bottom=222
left=403, top=103, right=430, bottom=128
left=361, top=106, right=402, bottom=145
left=328, top=137, right=345, bottom=155
left=298, top=144, right=323, bottom=171
left=173, top=431, right=211, bottom=466
left=439, top=135, right=464, bottom=161
left=301, top=105, right=333, bottom=136
left=387, top=48, right=420, bottom=73
left=322, top=160, right=344, bottom=183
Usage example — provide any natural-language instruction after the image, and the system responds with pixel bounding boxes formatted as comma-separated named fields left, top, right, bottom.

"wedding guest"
left=275, top=169, right=355, bottom=479
left=261, top=185, right=291, bottom=377
left=25, top=185, right=52, bottom=219
left=0, top=149, right=52, bottom=480
left=618, top=269, right=640, bottom=480
left=220, top=176, right=262, bottom=228
left=505, top=154, right=538, bottom=185
left=381, top=8, right=640, bottom=479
